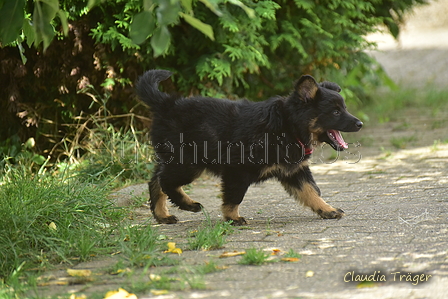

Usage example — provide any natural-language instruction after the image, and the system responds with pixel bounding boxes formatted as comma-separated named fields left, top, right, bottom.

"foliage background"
left=0, top=0, right=427, bottom=164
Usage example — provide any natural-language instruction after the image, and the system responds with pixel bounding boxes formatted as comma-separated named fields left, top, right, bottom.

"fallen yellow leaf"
left=164, top=242, right=182, bottom=254
left=37, top=279, right=69, bottom=286
left=67, top=269, right=92, bottom=277
left=104, top=288, right=137, bottom=299
left=112, top=268, right=132, bottom=275
left=149, top=274, right=162, bottom=281
left=48, top=222, right=57, bottom=231
left=150, top=289, right=169, bottom=296
left=69, top=294, right=87, bottom=299
left=305, top=270, right=314, bottom=278
left=281, top=257, right=300, bottom=262
left=219, top=251, right=246, bottom=258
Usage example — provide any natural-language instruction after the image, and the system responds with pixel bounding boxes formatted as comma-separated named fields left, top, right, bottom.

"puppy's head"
left=294, top=75, right=363, bottom=151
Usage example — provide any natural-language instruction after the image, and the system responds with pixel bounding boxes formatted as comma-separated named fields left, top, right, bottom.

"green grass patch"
left=187, top=213, right=234, bottom=251
left=283, top=249, right=302, bottom=259
left=0, top=170, right=126, bottom=296
left=238, top=248, right=272, bottom=265
left=390, top=135, right=417, bottom=149
left=358, top=85, right=448, bottom=123
left=118, top=223, right=178, bottom=268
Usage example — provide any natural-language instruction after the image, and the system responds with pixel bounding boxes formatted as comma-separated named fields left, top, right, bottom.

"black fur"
left=136, top=70, right=363, bottom=225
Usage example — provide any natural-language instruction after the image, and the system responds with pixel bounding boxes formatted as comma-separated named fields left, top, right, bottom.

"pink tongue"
left=328, top=130, right=348, bottom=149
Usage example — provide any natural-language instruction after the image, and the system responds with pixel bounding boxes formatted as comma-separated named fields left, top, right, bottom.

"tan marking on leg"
left=176, top=187, right=195, bottom=204
left=221, top=204, right=247, bottom=225
left=153, top=191, right=170, bottom=219
left=175, top=187, right=202, bottom=212
left=221, top=204, right=240, bottom=220
left=282, top=182, right=335, bottom=214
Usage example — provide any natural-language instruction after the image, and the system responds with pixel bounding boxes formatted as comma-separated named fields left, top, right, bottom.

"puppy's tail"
left=136, top=69, right=173, bottom=108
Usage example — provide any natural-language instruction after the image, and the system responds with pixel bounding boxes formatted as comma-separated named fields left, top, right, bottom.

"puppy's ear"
left=295, top=75, right=319, bottom=102
left=319, top=81, right=341, bottom=93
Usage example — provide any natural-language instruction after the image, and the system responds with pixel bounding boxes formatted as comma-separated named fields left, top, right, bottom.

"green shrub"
left=0, top=0, right=428, bottom=163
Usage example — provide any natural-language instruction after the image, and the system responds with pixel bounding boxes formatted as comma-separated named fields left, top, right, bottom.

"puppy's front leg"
left=281, top=166, right=344, bottom=219
left=221, top=170, right=254, bottom=226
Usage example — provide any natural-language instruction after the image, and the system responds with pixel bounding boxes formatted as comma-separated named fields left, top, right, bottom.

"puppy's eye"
left=333, top=110, right=341, bottom=116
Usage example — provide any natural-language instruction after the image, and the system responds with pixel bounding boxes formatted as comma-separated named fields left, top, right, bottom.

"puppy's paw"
left=226, top=217, right=248, bottom=226
left=156, top=215, right=179, bottom=224
left=317, top=208, right=344, bottom=220
left=180, top=202, right=203, bottom=213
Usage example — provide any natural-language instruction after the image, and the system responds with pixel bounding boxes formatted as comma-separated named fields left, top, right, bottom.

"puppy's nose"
left=355, top=120, right=363, bottom=129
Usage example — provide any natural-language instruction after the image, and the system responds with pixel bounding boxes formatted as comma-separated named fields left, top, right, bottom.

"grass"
left=187, top=212, right=234, bottom=251
left=0, top=171, right=124, bottom=276
left=125, top=261, right=225, bottom=294
left=238, top=248, right=272, bottom=265
left=283, top=249, right=302, bottom=259
left=118, top=223, right=178, bottom=268
left=0, top=169, right=127, bottom=297
left=72, top=126, right=155, bottom=188
left=357, top=84, right=448, bottom=123
left=390, top=135, right=417, bottom=149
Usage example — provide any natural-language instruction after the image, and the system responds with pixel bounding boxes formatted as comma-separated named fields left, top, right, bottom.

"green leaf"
left=180, top=12, right=214, bottom=41
left=227, top=0, right=255, bottom=18
left=293, top=0, right=314, bottom=10
left=32, top=154, right=47, bottom=165
left=40, top=0, right=59, bottom=15
left=143, top=0, right=154, bottom=11
left=386, top=20, right=400, bottom=39
left=130, top=11, right=155, bottom=45
left=0, top=0, right=26, bottom=44
left=33, top=0, right=59, bottom=51
left=198, top=0, right=222, bottom=17
left=57, top=10, right=69, bottom=36
left=180, top=0, right=193, bottom=12
left=18, top=42, right=27, bottom=64
left=151, top=25, right=171, bottom=57
left=22, top=18, right=35, bottom=48
left=24, top=138, right=36, bottom=149
left=87, top=0, right=103, bottom=10
left=156, top=0, right=180, bottom=26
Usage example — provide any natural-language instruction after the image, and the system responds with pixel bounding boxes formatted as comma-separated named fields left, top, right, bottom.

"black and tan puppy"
left=136, top=70, right=362, bottom=225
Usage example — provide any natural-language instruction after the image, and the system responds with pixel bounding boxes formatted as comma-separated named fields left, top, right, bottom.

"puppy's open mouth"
left=327, top=130, right=348, bottom=150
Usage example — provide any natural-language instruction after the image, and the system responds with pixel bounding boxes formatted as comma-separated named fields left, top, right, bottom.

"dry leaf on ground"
left=67, top=269, right=92, bottom=277
left=281, top=257, right=300, bottom=262
left=150, top=289, right=169, bottom=295
left=164, top=242, right=182, bottom=254
left=305, top=270, right=314, bottom=278
left=219, top=251, right=246, bottom=258
left=104, top=288, right=137, bottom=299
